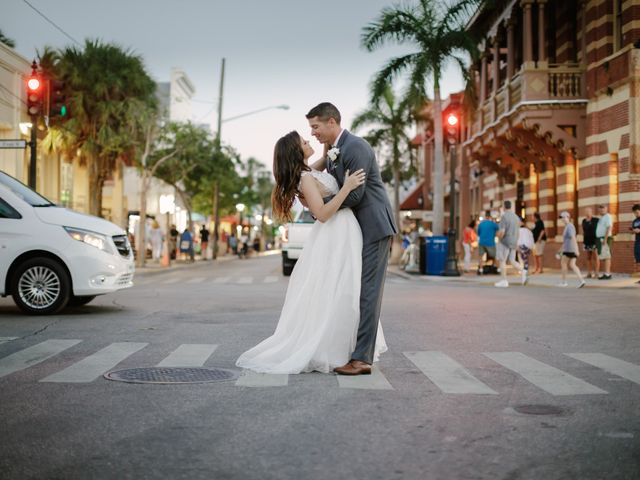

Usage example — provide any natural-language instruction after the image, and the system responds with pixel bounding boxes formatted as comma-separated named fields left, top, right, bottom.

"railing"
left=548, top=69, right=582, bottom=98
left=509, top=73, right=522, bottom=106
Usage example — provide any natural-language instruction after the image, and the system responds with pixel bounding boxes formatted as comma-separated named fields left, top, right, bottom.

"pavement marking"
left=235, top=370, right=289, bottom=387
left=0, top=337, right=18, bottom=344
left=0, top=339, right=82, bottom=379
left=484, top=352, right=608, bottom=395
left=236, top=277, right=253, bottom=284
left=157, top=344, right=218, bottom=367
left=404, top=351, right=498, bottom=394
left=263, top=276, right=279, bottom=283
left=566, top=353, right=640, bottom=385
left=336, top=365, right=394, bottom=390
left=186, top=276, right=206, bottom=284
left=40, top=342, right=148, bottom=383
left=213, top=277, right=230, bottom=284
left=161, top=277, right=182, bottom=284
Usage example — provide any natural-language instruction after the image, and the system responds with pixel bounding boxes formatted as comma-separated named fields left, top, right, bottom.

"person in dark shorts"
left=581, top=207, right=599, bottom=278
left=632, top=204, right=640, bottom=283
left=477, top=210, right=499, bottom=274
left=558, top=211, right=585, bottom=288
left=531, top=212, right=547, bottom=274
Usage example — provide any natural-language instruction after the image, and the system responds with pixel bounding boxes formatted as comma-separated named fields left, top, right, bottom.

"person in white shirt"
left=518, top=216, right=534, bottom=283
left=595, top=204, right=613, bottom=279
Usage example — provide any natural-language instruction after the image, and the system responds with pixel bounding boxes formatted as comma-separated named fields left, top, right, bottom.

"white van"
left=0, top=171, right=134, bottom=315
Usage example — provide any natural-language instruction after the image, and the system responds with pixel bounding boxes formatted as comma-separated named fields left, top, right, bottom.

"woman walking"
left=462, top=220, right=478, bottom=273
left=531, top=212, right=546, bottom=274
left=557, top=211, right=585, bottom=288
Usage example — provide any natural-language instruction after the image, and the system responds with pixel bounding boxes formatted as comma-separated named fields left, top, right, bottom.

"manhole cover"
left=104, top=367, right=239, bottom=384
left=513, top=404, right=565, bottom=416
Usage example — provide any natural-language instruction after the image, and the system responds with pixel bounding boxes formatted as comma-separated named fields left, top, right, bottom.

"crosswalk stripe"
left=0, top=339, right=82, bottom=378
left=0, top=337, right=18, bottom=344
left=162, top=277, right=181, bottom=284
left=186, top=277, right=206, bottom=284
left=213, top=277, right=230, bottom=284
left=336, top=365, right=394, bottom=390
left=484, top=352, right=608, bottom=395
left=157, top=344, right=218, bottom=367
left=404, top=351, right=497, bottom=394
left=40, top=342, right=148, bottom=383
left=566, top=353, right=640, bottom=385
left=235, top=370, right=289, bottom=387
left=263, top=276, right=279, bottom=283
left=236, top=277, right=253, bottom=284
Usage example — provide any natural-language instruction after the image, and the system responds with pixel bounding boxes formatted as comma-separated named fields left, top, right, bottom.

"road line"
left=336, top=365, right=394, bottom=390
left=186, top=277, right=206, bottom=284
left=263, top=276, right=279, bottom=283
left=235, top=370, right=288, bottom=387
left=157, top=344, right=218, bottom=367
left=405, top=351, right=498, bottom=394
left=41, top=342, right=148, bottom=383
left=0, top=337, right=18, bottom=343
left=213, top=277, right=230, bottom=284
left=236, top=277, right=253, bottom=284
left=0, top=339, right=82, bottom=378
left=566, top=353, right=640, bottom=385
left=161, top=277, right=181, bottom=284
left=484, top=352, right=608, bottom=395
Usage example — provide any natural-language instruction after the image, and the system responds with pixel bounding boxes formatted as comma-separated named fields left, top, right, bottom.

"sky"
left=4, top=0, right=464, bottom=170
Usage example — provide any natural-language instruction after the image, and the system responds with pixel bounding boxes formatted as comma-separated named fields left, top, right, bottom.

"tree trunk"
left=88, top=158, right=104, bottom=217
left=136, top=171, right=148, bottom=268
left=432, top=85, right=444, bottom=235
left=389, top=158, right=403, bottom=265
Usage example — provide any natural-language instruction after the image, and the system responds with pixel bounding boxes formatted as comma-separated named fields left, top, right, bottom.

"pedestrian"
left=631, top=204, right=640, bottom=283
left=229, top=232, right=238, bottom=255
left=595, top=204, right=613, bottom=279
left=169, top=224, right=179, bottom=260
left=149, top=220, right=164, bottom=261
left=199, top=225, right=210, bottom=260
left=581, top=207, right=599, bottom=278
left=518, top=216, right=534, bottom=276
left=239, top=231, right=249, bottom=259
left=462, top=220, right=478, bottom=273
left=179, top=228, right=194, bottom=262
left=477, top=211, right=499, bottom=275
left=557, top=211, right=585, bottom=288
left=253, top=236, right=261, bottom=253
left=494, top=200, right=525, bottom=288
left=531, top=212, right=546, bottom=274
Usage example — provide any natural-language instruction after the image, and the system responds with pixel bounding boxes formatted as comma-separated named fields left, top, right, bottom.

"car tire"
left=67, top=295, right=97, bottom=307
left=11, top=257, right=71, bottom=315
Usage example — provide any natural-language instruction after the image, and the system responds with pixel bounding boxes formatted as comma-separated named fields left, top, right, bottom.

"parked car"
left=281, top=209, right=315, bottom=276
left=0, top=171, right=134, bottom=315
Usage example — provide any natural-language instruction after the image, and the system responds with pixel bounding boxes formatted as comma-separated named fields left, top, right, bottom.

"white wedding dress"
left=236, top=169, right=387, bottom=374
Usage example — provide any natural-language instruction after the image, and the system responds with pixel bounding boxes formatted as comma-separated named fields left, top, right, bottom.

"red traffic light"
left=27, top=77, right=41, bottom=91
left=446, top=113, right=459, bottom=127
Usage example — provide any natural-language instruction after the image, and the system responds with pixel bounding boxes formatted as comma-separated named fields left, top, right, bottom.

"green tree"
left=352, top=83, right=420, bottom=238
left=0, top=29, right=15, bottom=48
left=362, top=0, right=478, bottom=235
left=42, top=40, right=157, bottom=216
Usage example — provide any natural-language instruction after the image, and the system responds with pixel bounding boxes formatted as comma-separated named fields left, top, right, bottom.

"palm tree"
left=42, top=40, right=157, bottom=216
left=362, top=0, right=479, bottom=235
left=351, top=84, right=420, bottom=238
left=0, top=29, right=15, bottom=48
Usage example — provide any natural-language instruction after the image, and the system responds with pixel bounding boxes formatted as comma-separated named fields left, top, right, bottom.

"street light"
left=443, top=111, right=461, bottom=277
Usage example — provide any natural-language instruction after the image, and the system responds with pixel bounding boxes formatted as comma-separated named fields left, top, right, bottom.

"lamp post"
left=443, top=113, right=461, bottom=277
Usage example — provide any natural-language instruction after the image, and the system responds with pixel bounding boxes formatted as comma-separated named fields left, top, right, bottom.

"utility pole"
left=212, top=58, right=225, bottom=260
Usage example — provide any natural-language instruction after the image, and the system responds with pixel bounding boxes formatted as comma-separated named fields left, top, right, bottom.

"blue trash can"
left=425, top=236, right=448, bottom=275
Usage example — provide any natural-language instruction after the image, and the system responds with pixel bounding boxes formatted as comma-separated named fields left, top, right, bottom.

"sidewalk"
left=135, top=250, right=281, bottom=276
left=388, top=265, right=639, bottom=289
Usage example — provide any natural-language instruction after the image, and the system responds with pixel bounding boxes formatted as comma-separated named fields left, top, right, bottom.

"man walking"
left=596, top=204, right=613, bottom=279
left=477, top=211, right=499, bottom=275
left=495, top=201, right=525, bottom=288
left=581, top=207, right=599, bottom=278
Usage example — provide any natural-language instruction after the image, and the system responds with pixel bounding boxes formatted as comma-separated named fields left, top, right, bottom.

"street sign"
left=0, top=139, right=27, bottom=149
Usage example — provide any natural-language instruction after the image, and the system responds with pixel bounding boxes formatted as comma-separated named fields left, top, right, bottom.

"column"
left=522, top=0, right=534, bottom=67
left=538, top=0, right=548, bottom=67
left=480, top=52, right=488, bottom=103
left=492, top=36, right=500, bottom=93
left=506, top=19, right=515, bottom=79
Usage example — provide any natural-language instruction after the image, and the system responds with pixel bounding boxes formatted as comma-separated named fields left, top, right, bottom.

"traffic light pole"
left=28, top=115, right=37, bottom=189
left=443, top=144, right=460, bottom=276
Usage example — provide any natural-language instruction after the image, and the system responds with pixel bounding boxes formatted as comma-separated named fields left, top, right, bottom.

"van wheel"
left=67, top=295, right=97, bottom=307
left=11, top=257, right=70, bottom=315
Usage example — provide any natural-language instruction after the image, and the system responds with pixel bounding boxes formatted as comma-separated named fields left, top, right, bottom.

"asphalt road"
left=0, top=254, right=638, bottom=480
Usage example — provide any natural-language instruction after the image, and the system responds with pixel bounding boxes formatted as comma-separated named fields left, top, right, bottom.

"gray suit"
left=326, top=130, right=397, bottom=364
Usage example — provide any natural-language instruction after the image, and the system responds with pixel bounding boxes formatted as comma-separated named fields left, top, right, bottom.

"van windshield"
left=0, top=171, right=55, bottom=207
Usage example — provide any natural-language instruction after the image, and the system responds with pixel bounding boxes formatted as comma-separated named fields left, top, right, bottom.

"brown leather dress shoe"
left=333, top=360, right=372, bottom=376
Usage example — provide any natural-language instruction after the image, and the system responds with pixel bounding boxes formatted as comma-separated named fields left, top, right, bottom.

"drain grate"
left=104, top=367, right=239, bottom=384
left=513, top=404, right=565, bottom=416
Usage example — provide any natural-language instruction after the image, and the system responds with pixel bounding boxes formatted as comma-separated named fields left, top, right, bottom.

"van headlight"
left=64, top=227, right=115, bottom=255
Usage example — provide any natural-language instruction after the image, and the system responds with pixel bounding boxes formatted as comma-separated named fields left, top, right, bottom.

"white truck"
left=281, top=209, right=315, bottom=276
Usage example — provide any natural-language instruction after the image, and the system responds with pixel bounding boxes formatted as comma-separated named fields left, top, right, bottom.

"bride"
left=236, top=131, right=387, bottom=374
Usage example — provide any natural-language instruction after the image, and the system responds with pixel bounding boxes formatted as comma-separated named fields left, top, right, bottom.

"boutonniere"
left=327, top=147, right=340, bottom=166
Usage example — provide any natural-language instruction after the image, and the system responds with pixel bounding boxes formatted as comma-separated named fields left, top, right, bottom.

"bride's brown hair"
left=271, top=131, right=310, bottom=222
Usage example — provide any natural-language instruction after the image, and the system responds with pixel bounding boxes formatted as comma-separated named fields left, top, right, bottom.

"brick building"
left=412, top=0, right=640, bottom=274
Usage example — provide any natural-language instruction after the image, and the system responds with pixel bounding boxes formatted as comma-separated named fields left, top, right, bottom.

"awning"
left=400, top=180, right=428, bottom=210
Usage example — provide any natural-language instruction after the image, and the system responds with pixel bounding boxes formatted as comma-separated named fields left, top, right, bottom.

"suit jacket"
left=326, top=130, right=397, bottom=244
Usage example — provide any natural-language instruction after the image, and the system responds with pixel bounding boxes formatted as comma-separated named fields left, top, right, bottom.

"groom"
left=306, top=102, right=397, bottom=375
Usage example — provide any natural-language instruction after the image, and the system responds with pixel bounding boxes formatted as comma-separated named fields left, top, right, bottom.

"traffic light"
left=445, top=112, right=459, bottom=144
left=48, top=79, right=67, bottom=118
left=26, top=65, right=43, bottom=117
